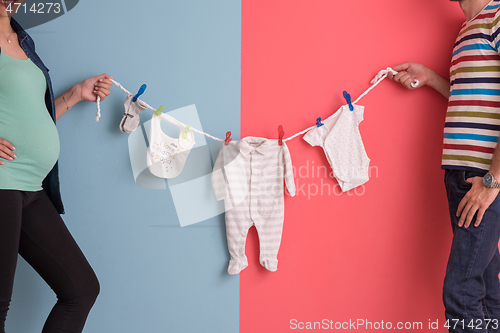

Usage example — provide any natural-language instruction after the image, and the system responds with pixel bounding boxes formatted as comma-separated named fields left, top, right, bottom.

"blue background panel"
left=6, top=0, right=240, bottom=332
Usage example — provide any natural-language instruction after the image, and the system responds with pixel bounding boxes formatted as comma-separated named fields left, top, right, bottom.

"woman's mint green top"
left=0, top=52, right=60, bottom=191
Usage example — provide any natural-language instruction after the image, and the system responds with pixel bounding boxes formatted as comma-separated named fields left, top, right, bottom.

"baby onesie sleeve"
left=303, top=126, right=327, bottom=147
left=282, top=143, right=296, bottom=197
left=354, top=105, right=365, bottom=124
left=212, top=145, right=229, bottom=201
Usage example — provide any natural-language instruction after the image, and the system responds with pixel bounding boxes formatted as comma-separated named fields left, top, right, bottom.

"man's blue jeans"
left=444, top=169, right=500, bottom=333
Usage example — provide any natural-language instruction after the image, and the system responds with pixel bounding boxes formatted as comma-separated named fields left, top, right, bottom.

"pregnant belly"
left=0, top=120, right=60, bottom=191
left=15, top=128, right=60, bottom=170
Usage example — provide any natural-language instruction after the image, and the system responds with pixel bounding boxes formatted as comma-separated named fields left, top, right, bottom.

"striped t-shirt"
left=442, top=0, right=500, bottom=172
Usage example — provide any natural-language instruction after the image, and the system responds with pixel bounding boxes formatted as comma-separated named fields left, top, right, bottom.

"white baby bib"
left=147, top=113, right=195, bottom=178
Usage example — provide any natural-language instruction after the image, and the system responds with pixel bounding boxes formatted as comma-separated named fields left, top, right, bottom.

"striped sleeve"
left=282, top=143, right=296, bottom=197
left=492, top=4, right=500, bottom=52
left=212, top=145, right=228, bottom=201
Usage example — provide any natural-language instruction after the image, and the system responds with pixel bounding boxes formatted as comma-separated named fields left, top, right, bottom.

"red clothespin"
left=225, top=131, right=232, bottom=145
left=278, top=125, right=284, bottom=146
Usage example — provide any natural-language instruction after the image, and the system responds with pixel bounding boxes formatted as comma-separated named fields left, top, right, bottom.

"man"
left=389, top=0, right=500, bottom=331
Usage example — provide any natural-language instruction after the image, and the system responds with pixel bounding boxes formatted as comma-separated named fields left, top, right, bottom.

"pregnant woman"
left=0, top=0, right=112, bottom=332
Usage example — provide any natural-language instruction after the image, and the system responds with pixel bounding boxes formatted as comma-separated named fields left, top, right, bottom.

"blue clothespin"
left=343, top=90, right=354, bottom=111
left=132, top=84, right=147, bottom=102
left=316, top=117, right=324, bottom=127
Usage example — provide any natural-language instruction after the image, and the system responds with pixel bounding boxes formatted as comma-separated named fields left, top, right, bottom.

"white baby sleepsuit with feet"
left=303, top=104, right=370, bottom=192
left=212, top=137, right=295, bottom=275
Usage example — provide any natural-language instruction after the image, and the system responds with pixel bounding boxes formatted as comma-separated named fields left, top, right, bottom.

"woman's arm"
left=54, top=73, right=113, bottom=120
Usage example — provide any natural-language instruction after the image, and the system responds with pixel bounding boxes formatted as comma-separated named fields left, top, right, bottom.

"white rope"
left=285, top=68, right=411, bottom=141
left=352, top=67, right=419, bottom=105
left=95, top=80, right=225, bottom=141
left=352, top=68, right=396, bottom=104
left=283, top=125, right=316, bottom=142
left=95, top=68, right=412, bottom=142
left=95, top=95, right=101, bottom=122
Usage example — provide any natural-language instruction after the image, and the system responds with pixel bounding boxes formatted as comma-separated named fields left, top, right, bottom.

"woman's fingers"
left=93, top=78, right=112, bottom=101
left=0, top=139, right=16, bottom=165
left=0, top=139, right=15, bottom=151
left=94, top=81, right=112, bottom=91
left=96, top=90, right=109, bottom=101
left=0, top=151, right=14, bottom=164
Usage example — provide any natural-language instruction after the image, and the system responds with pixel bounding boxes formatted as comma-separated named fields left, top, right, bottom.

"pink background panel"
left=241, top=0, right=466, bottom=332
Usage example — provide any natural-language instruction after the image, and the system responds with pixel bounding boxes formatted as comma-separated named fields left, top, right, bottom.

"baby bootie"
left=120, top=94, right=148, bottom=133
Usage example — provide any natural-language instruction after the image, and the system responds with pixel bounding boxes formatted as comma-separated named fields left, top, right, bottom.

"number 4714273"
left=444, top=319, right=499, bottom=330
left=6, top=2, right=61, bottom=14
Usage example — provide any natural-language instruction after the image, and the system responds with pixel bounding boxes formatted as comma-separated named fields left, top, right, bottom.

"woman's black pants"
left=0, top=190, right=99, bottom=333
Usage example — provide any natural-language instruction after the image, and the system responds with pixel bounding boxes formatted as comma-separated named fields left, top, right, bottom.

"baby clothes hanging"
left=147, top=113, right=195, bottom=178
left=120, top=94, right=149, bottom=133
left=303, top=104, right=370, bottom=192
left=212, top=137, right=295, bottom=275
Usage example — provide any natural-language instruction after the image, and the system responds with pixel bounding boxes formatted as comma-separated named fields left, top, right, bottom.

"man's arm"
left=389, top=62, right=450, bottom=98
left=389, top=62, right=500, bottom=228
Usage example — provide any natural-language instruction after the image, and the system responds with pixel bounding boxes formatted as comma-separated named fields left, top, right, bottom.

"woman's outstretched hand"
left=56, top=73, right=114, bottom=119
left=77, top=73, right=113, bottom=103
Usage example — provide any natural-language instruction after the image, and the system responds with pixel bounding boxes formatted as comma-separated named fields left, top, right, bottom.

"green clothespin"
left=182, top=125, right=191, bottom=139
left=154, top=105, right=165, bottom=116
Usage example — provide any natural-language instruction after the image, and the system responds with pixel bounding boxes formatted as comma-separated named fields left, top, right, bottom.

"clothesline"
left=95, top=67, right=418, bottom=142
left=95, top=80, right=226, bottom=142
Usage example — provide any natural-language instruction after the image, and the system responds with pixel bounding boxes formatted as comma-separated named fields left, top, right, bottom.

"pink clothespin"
left=278, top=125, right=284, bottom=146
left=225, top=131, right=232, bottom=145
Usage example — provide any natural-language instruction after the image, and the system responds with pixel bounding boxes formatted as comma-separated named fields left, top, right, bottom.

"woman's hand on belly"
left=0, top=138, right=16, bottom=165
